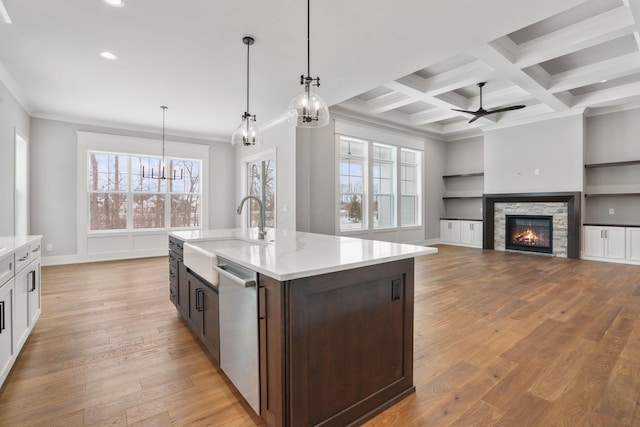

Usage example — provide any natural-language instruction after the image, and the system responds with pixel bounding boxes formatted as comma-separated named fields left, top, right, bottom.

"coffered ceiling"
left=334, top=0, right=640, bottom=140
left=1, top=0, right=636, bottom=141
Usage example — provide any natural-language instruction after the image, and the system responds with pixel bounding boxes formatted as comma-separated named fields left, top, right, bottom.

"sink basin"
left=183, top=238, right=265, bottom=285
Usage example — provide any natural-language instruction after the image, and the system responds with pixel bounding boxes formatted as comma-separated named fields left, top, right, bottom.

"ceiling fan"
left=452, top=82, right=526, bottom=124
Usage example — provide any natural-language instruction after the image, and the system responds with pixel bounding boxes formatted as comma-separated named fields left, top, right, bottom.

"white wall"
left=235, top=121, right=297, bottom=231
left=484, top=114, right=584, bottom=194
left=30, top=118, right=235, bottom=261
left=0, top=79, right=30, bottom=236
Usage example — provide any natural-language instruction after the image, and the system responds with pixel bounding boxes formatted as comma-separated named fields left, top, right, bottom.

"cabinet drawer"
left=0, top=253, right=13, bottom=286
left=14, top=246, right=32, bottom=273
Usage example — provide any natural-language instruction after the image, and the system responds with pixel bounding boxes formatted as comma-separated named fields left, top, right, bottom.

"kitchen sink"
left=183, top=238, right=266, bottom=285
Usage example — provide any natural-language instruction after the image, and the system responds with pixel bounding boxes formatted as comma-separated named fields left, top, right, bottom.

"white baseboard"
left=439, top=241, right=483, bottom=249
left=580, top=255, right=640, bottom=266
left=43, top=250, right=167, bottom=266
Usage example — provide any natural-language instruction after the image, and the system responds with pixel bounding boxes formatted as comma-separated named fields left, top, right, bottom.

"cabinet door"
left=200, top=284, right=220, bottom=363
left=13, top=266, right=30, bottom=351
left=627, top=228, right=640, bottom=262
left=471, top=221, right=483, bottom=247
left=584, top=226, right=605, bottom=258
left=187, top=272, right=203, bottom=332
left=27, top=259, right=41, bottom=327
left=0, top=279, right=14, bottom=385
left=460, top=221, right=473, bottom=244
left=449, top=221, right=461, bottom=243
left=177, top=261, right=189, bottom=315
left=440, top=220, right=450, bottom=242
left=604, top=227, right=626, bottom=260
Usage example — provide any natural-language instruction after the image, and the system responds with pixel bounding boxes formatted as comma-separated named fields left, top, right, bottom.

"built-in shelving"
left=442, top=172, right=484, bottom=179
left=443, top=195, right=483, bottom=199
left=585, top=193, right=640, bottom=198
left=584, top=160, right=640, bottom=169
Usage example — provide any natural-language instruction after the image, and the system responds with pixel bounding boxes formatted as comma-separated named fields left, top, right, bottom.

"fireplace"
left=505, top=215, right=553, bottom=254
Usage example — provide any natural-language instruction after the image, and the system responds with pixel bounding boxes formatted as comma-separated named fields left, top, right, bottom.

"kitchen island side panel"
left=287, top=258, right=415, bottom=427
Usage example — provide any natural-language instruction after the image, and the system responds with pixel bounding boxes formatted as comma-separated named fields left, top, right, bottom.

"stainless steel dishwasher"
left=212, top=258, right=260, bottom=415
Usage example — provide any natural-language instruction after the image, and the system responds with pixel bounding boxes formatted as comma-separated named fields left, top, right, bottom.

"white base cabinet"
left=440, top=220, right=461, bottom=243
left=583, top=226, right=640, bottom=264
left=627, top=228, right=640, bottom=262
left=0, top=237, right=42, bottom=389
left=441, top=220, right=482, bottom=248
left=0, top=277, right=15, bottom=387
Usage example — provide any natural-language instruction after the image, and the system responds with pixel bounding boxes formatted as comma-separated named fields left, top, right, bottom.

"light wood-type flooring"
left=1, top=245, right=639, bottom=426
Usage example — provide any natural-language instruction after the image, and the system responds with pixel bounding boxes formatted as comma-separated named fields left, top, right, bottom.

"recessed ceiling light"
left=103, top=0, right=124, bottom=6
left=100, top=51, right=118, bottom=60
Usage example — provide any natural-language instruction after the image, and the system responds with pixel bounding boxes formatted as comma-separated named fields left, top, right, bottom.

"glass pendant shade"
left=231, top=115, right=262, bottom=147
left=286, top=84, right=330, bottom=128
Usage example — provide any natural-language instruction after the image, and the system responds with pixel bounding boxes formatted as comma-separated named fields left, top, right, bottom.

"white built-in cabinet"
left=626, top=228, right=640, bottom=262
left=440, top=220, right=461, bottom=244
left=0, top=237, right=42, bottom=389
left=441, top=220, right=482, bottom=248
left=583, top=226, right=638, bottom=263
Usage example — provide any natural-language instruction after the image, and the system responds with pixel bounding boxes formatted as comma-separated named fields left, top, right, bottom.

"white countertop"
left=171, top=229, right=437, bottom=281
left=0, top=235, right=42, bottom=256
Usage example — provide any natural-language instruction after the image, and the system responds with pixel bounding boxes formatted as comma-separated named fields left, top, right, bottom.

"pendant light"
left=286, top=0, right=329, bottom=128
left=231, top=36, right=262, bottom=147
left=142, top=106, right=183, bottom=180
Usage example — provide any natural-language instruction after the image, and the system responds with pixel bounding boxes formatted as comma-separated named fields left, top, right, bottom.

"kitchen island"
left=169, top=229, right=437, bottom=427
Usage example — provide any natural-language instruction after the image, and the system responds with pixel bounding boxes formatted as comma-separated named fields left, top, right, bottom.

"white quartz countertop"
left=0, top=235, right=42, bottom=256
left=171, top=229, right=437, bottom=281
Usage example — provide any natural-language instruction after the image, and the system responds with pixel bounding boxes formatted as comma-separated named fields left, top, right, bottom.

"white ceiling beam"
left=469, top=85, right=531, bottom=108
left=573, top=81, right=640, bottom=108
left=410, top=109, right=458, bottom=126
left=365, top=91, right=414, bottom=114
left=472, top=43, right=572, bottom=111
left=622, top=0, right=640, bottom=50
left=385, top=80, right=497, bottom=125
left=419, top=60, right=495, bottom=96
left=514, top=6, right=636, bottom=68
left=548, top=51, right=640, bottom=93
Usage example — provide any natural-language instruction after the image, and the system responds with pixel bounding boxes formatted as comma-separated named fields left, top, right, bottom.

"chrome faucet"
left=236, top=195, right=266, bottom=240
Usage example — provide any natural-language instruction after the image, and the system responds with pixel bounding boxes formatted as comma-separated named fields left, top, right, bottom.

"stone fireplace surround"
left=483, top=192, right=581, bottom=259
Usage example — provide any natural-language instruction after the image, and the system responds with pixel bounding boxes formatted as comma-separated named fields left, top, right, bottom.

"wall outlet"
left=46, top=244, right=53, bottom=252
left=609, top=208, right=615, bottom=215
left=517, top=170, right=522, bottom=176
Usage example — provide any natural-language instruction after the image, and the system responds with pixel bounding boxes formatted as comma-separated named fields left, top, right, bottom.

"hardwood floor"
left=1, top=246, right=639, bottom=426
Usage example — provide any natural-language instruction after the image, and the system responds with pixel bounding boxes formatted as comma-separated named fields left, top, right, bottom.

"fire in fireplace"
left=505, top=215, right=553, bottom=254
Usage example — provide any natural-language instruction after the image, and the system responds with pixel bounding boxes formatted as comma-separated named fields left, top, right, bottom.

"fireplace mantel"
left=482, top=192, right=581, bottom=259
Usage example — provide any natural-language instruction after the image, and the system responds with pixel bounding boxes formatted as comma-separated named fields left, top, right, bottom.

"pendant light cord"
left=246, top=40, right=250, bottom=115
left=307, top=0, right=310, bottom=78
left=161, top=106, right=167, bottom=162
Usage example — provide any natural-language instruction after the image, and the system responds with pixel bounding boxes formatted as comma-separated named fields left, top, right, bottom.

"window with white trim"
left=247, top=157, right=276, bottom=229
left=88, top=151, right=201, bottom=231
left=339, top=138, right=366, bottom=230
left=338, top=136, right=422, bottom=232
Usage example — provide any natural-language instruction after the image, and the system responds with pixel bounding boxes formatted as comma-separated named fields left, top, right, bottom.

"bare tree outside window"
left=89, top=153, right=128, bottom=230
left=88, top=151, right=202, bottom=231
left=247, top=159, right=276, bottom=229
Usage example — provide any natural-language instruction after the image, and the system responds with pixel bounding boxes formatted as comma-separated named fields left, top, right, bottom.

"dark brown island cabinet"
left=168, top=236, right=415, bottom=427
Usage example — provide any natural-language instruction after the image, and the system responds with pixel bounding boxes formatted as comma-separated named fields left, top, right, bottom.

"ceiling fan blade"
left=451, top=108, right=475, bottom=114
left=486, top=105, right=526, bottom=114
left=468, top=115, right=482, bottom=124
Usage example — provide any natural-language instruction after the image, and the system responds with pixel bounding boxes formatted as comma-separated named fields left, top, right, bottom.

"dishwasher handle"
left=212, top=264, right=256, bottom=288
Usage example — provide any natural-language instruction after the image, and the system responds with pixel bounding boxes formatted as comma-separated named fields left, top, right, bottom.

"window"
left=401, top=148, right=420, bottom=226
left=88, top=151, right=201, bottom=231
left=247, top=157, right=276, bottom=229
left=338, top=136, right=422, bottom=232
left=339, top=138, right=366, bottom=230
left=373, top=144, right=396, bottom=228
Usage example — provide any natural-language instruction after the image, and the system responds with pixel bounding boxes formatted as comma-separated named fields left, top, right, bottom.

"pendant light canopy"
left=231, top=36, right=262, bottom=147
left=286, top=0, right=329, bottom=128
left=142, top=106, right=183, bottom=180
